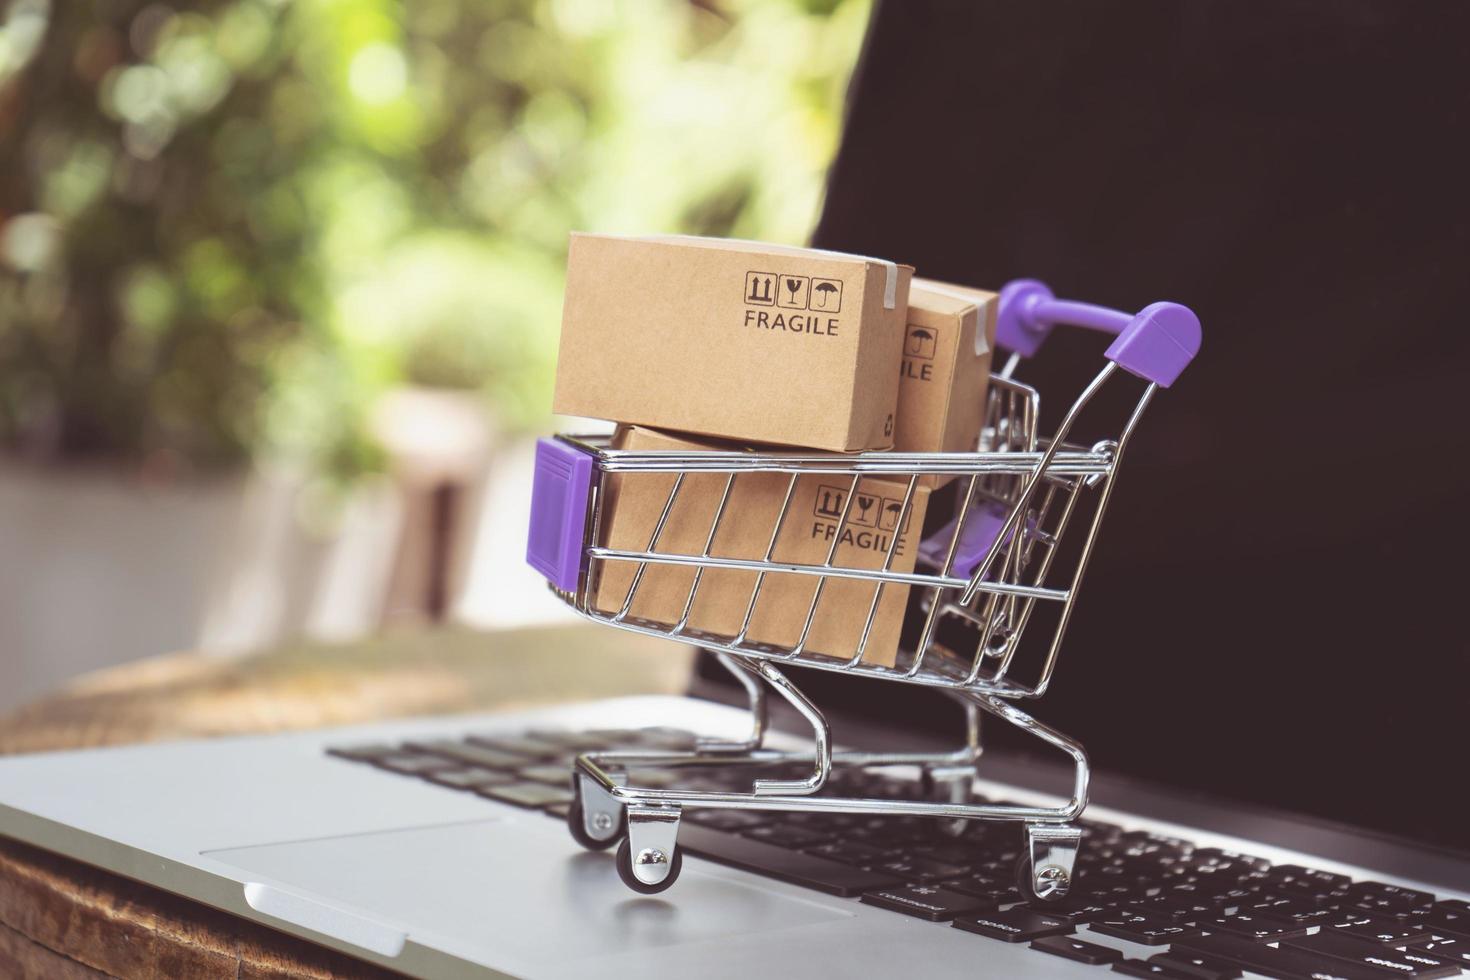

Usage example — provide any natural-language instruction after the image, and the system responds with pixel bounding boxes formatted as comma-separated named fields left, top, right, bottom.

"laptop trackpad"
left=206, top=817, right=849, bottom=968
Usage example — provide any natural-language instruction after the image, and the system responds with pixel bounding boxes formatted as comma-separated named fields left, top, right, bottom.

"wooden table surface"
left=0, top=625, right=694, bottom=979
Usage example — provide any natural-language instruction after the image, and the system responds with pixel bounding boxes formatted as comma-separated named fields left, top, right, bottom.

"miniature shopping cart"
left=526, top=279, right=1200, bottom=898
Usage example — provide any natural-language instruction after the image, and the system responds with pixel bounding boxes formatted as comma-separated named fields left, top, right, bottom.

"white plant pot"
left=0, top=462, right=401, bottom=712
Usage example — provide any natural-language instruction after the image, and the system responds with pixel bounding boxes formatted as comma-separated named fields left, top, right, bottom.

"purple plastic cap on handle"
left=1104, top=301, right=1201, bottom=388
left=526, top=437, right=594, bottom=593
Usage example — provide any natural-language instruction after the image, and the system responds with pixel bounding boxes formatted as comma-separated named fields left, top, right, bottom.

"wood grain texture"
left=0, top=624, right=694, bottom=978
left=0, top=921, right=114, bottom=980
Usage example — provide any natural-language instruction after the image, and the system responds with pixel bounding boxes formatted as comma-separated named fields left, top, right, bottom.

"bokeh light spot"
left=348, top=42, right=407, bottom=105
left=1, top=213, right=61, bottom=272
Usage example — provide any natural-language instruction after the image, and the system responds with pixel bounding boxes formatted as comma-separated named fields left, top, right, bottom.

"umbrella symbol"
left=813, top=281, right=839, bottom=309
left=881, top=501, right=905, bottom=530
left=906, top=327, right=935, bottom=359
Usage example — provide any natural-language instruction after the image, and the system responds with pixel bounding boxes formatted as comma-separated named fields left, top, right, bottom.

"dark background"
left=774, top=0, right=1469, bottom=851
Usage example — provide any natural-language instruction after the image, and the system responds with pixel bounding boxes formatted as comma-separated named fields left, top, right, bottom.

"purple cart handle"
left=526, top=437, right=595, bottom=592
left=995, top=279, right=1201, bottom=387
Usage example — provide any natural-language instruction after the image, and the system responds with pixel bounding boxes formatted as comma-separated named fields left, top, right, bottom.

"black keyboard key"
left=1198, top=913, right=1307, bottom=942
left=911, top=841, right=990, bottom=865
left=970, top=855, right=1024, bottom=877
left=406, top=739, right=527, bottom=770
left=679, top=824, right=900, bottom=898
left=1129, top=893, right=1216, bottom=923
left=869, top=856, right=969, bottom=882
left=944, top=874, right=1021, bottom=905
left=1329, top=912, right=1432, bottom=945
left=742, top=823, right=833, bottom=850
left=1345, top=880, right=1436, bottom=914
left=327, top=742, right=400, bottom=762
left=782, top=812, right=859, bottom=831
left=952, top=906, right=1073, bottom=943
left=424, top=767, right=514, bottom=789
left=1274, top=903, right=1350, bottom=926
left=1030, top=934, right=1122, bottom=965
left=1119, top=830, right=1191, bottom=852
left=1426, top=903, right=1470, bottom=937
left=626, top=726, right=699, bottom=749
left=1268, top=864, right=1350, bottom=889
left=1027, top=894, right=1115, bottom=924
left=1174, top=933, right=1390, bottom=980
left=805, top=841, right=893, bottom=866
left=1172, top=885, right=1255, bottom=914
left=1089, top=910, right=1200, bottom=945
left=1147, top=950, right=1242, bottom=979
left=570, top=727, right=680, bottom=749
left=1112, top=960, right=1195, bottom=979
left=371, top=753, right=460, bottom=775
left=519, top=727, right=578, bottom=743
left=1234, top=868, right=1276, bottom=892
left=1241, top=897, right=1300, bottom=918
left=1093, top=862, right=1154, bottom=886
left=684, top=808, right=770, bottom=831
left=1411, top=937, right=1470, bottom=968
left=475, top=781, right=574, bottom=809
left=942, top=871, right=1003, bottom=892
left=1282, top=931, right=1460, bottom=978
left=1190, top=849, right=1270, bottom=872
left=849, top=819, right=934, bottom=847
left=469, top=733, right=569, bottom=758
left=961, top=884, right=1025, bottom=906
left=516, top=764, right=574, bottom=785
left=861, top=883, right=999, bottom=921
left=1436, top=898, right=1470, bottom=916
left=1080, top=818, right=1126, bottom=842
left=1264, top=865, right=1341, bottom=900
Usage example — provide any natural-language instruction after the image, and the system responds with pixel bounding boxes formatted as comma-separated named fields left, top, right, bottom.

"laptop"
left=4, top=1, right=1468, bottom=977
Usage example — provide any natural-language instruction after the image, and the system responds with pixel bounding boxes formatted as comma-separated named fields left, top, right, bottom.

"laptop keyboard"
left=330, top=728, right=1470, bottom=978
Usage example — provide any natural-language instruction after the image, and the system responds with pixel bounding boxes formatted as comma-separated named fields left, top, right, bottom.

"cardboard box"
left=553, top=234, right=914, bottom=452
left=592, top=426, right=931, bottom=667
left=895, top=279, right=999, bottom=485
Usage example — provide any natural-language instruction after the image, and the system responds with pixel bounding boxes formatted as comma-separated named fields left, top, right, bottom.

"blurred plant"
left=0, top=0, right=871, bottom=476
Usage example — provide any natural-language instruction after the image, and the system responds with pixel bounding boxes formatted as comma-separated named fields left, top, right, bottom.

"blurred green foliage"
left=0, top=0, right=870, bottom=475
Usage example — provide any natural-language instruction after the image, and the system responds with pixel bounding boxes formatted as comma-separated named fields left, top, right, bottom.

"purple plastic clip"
left=526, top=437, right=595, bottom=593
left=918, top=502, right=1012, bottom=579
left=995, top=279, right=1201, bottom=387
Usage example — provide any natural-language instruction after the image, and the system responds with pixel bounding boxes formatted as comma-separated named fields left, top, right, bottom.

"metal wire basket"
left=527, top=278, right=1201, bottom=897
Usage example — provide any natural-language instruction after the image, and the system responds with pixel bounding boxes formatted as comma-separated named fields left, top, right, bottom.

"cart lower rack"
left=528, top=279, right=1201, bottom=898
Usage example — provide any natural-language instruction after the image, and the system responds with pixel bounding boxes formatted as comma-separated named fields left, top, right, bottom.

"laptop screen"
left=703, top=0, right=1470, bottom=855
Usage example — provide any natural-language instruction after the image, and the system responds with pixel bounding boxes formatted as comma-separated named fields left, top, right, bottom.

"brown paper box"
left=894, top=279, right=999, bottom=486
left=592, top=426, right=931, bottom=667
left=553, top=234, right=914, bottom=452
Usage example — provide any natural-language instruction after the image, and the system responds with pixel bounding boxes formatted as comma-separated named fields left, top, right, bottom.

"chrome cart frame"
left=526, top=278, right=1201, bottom=898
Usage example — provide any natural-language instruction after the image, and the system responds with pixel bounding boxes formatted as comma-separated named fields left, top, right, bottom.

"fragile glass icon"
left=776, top=274, right=809, bottom=309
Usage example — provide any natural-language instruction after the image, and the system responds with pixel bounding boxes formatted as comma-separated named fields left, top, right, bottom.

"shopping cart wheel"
left=615, top=835, right=683, bottom=894
left=617, top=805, right=683, bottom=894
left=1018, top=823, right=1082, bottom=901
left=1015, top=852, right=1067, bottom=901
left=568, top=773, right=624, bottom=851
left=567, top=797, right=623, bottom=851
